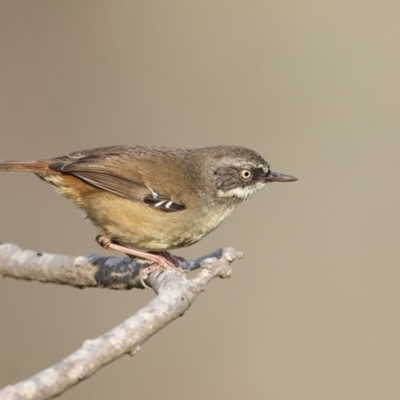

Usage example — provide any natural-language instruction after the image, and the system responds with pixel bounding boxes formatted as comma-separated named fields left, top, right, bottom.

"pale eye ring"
left=240, top=169, right=252, bottom=180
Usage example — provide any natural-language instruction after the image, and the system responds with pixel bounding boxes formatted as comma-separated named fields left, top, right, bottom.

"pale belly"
left=84, top=194, right=235, bottom=251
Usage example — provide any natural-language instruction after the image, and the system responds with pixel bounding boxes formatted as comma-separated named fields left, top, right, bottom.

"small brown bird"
left=0, top=145, right=297, bottom=269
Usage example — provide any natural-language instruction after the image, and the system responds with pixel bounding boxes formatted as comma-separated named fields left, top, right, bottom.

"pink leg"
left=106, top=242, right=175, bottom=266
left=96, top=233, right=184, bottom=287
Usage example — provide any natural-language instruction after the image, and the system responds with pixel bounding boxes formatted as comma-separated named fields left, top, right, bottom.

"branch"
left=0, top=243, right=242, bottom=400
left=0, top=242, right=225, bottom=289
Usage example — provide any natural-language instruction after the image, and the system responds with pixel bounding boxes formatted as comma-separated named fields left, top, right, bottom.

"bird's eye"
left=240, top=169, right=252, bottom=180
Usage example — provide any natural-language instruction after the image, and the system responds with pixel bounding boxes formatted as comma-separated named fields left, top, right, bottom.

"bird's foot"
left=134, top=251, right=187, bottom=289
left=136, top=253, right=185, bottom=288
left=96, top=233, right=186, bottom=288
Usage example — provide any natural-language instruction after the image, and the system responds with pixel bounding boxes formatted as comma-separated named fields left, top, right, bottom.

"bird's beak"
left=264, top=171, right=298, bottom=183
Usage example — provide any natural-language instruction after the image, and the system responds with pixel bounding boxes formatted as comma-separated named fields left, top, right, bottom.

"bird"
left=0, top=145, right=297, bottom=272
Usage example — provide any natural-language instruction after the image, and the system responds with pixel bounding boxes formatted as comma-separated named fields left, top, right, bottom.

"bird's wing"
left=48, top=146, right=186, bottom=212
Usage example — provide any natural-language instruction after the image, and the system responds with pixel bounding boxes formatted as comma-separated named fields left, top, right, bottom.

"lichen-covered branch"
left=0, top=243, right=242, bottom=400
left=0, top=243, right=225, bottom=289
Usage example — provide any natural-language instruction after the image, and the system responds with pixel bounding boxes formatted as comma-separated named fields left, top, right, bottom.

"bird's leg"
left=96, top=232, right=185, bottom=287
left=156, top=251, right=187, bottom=267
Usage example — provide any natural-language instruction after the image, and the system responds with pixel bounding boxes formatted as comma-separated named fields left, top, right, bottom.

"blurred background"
left=1, top=1, right=400, bottom=399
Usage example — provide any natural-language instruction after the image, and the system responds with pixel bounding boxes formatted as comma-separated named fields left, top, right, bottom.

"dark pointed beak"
left=264, top=171, right=298, bottom=183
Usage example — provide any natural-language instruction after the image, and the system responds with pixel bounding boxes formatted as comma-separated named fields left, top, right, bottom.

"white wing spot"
left=166, top=201, right=173, bottom=209
left=148, top=186, right=158, bottom=198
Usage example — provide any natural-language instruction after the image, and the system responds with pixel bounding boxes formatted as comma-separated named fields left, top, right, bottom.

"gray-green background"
left=1, top=1, right=400, bottom=399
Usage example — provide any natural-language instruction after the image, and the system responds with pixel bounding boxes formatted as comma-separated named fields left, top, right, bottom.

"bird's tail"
left=0, top=160, right=48, bottom=173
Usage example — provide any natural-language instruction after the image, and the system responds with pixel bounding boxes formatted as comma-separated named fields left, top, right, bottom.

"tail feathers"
left=0, top=160, right=48, bottom=173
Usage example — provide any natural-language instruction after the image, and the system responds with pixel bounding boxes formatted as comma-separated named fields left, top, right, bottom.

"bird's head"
left=204, top=146, right=297, bottom=205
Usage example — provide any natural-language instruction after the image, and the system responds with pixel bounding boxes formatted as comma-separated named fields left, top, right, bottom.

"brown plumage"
left=0, top=145, right=297, bottom=267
